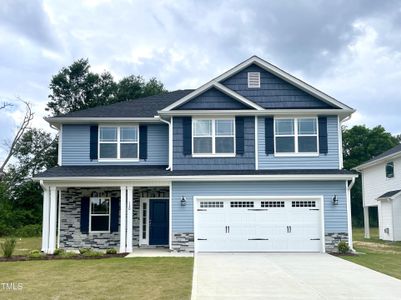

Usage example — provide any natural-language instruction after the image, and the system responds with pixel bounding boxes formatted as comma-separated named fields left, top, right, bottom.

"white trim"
left=41, top=186, right=50, bottom=252
left=376, top=190, right=401, bottom=201
left=89, top=197, right=111, bottom=233
left=169, top=181, right=173, bottom=250
left=120, top=186, right=127, bottom=253
left=193, top=195, right=325, bottom=253
left=48, top=186, right=58, bottom=254
left=214, top=83, right=264, bottom=110
left=57, top=190, right=61, bottom=249
left=247, top=72, right=260, bottom=88
left=157, top=116, right=173, bottom=170
left=346, top=178, right=356, bottom=251
left=355, top=152, right=401, bottom=171
left=139, top=198, right=150, bottom=245
left=126, top=186, right=133, bottom=252
left=46, top=117, right=161, bottom=128
left=254, top=116, right=259, bottom=170
left=98, top=125, right=139, bottom=161
left=58, top=124, right=62, bottom=166
left=160, top=56, right=354, bottom=113
left=338, top=116, right=344, bottom=169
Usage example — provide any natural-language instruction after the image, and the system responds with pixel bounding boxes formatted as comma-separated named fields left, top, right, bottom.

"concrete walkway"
left=192, top=253, right=401, bottom=299
left=125, top=248, right=193, bottom=257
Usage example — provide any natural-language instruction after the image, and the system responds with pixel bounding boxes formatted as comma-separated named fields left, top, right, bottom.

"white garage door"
left=195, top=197, right=323, bottom=252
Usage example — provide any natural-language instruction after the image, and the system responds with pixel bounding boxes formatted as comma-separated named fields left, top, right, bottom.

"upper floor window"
left=247, top=72, right=260, bottom=88
left=386, top=162, right=394, bottom=178
left=193, top=119, right=235, bottom=156
left=275, top=118, right=318, bottom=155
left=99, top=126, right=138, bottom=160
left=90, top=197, right=110, bottom=232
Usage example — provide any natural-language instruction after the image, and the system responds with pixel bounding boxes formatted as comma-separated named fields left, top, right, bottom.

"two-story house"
left=355, top=144, right=401, bottom=241
left=35, top=56, right=357, bottom=254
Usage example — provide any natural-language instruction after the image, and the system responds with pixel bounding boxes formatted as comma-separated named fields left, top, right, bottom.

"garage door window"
left=200, top=201, right=224, bottom=208
left=292, top=201, right=316, bottom=207
left=230, top=201, right=254, bottom=208
left=261, top=201, right=285, bottom=208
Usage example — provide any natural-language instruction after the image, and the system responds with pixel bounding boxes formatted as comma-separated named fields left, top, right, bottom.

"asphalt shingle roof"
left=377, top=189, right=401, bottom=199
left=50, top=90, right=194, bottom=118
left=34, top=165, right=356, bottom=178
left=361, top=144, right=401, bottom=166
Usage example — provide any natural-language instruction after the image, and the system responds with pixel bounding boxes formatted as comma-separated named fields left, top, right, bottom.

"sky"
left=1, top=0, right=401, bottom=160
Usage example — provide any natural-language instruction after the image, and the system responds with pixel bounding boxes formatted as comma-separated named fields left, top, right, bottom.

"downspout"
left=156, top=116, right=172, bottom=171
left=347, top=177, right=356, bottom=252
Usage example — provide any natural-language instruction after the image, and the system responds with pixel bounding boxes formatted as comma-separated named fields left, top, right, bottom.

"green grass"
left=0, top=237, right=41, bottom=257
left=0, top=257, right=193, bottom=299
left=341, top=227, right=401, bottom=280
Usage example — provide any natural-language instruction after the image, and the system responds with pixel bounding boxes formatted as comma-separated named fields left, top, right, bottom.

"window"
left=230, top=201, right=254, bottom=208
left=200, top=201, right=224, bottom=208
left=291, top=201, right=316, bottom=207
left=248, top=72, right=260, bottom=88
left=261, top=201, right=285, bottom=208
left=90, top=197, right=110, bottom=232
left=386, top=162, right=394, bottom=178
left=275, top=118, right=318, bottom=155
left=99, top=126, right=138, bottom=160
left=193, top=119, right=235, bottom=156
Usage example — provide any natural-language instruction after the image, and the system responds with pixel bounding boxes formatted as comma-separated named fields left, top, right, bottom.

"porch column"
left=120, top=186, right=127, bottom=253
left=126, top=186, right=133, bottom=252
left=41, top=186, right=50, bottom=252
left=48, top=186, right=58, bottom=254
left=364, top=206, right=370, bottom=239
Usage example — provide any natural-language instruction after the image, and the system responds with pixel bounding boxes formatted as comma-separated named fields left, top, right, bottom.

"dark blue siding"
left=222, top=64, right=335, bottom=109
left=176, top=87, right=250, bottom=110
left=172, top=116, right=255, bottom=170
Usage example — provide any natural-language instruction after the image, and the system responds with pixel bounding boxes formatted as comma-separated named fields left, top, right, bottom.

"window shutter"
left=80, top=197, right=90, bottom=234
left=235, top=117, right=245, bottom=155
left=110, top=197, right=120, bottom=233
left=89, top=125, right=98, bottom=160
left=265, top=117, right=274, bottom=154
left=183, top=117, right=192, bottom=155
left=318, top=116, right=328, bottom=154
left=139, top=125, right=148, bottom=160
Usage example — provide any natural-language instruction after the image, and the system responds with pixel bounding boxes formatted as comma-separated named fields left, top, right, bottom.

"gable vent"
left=248, top=72, right=260, bottom=88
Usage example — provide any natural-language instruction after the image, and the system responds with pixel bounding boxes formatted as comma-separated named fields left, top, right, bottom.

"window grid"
left=274, top=118, right=318, bottom=154
left=200, top=201, right=224, bottom=208
left=261, top=201, right=285, bottom=208
left=90, top=197, right=111, bottom=232
left=99, top=126, right=139, bottom=160
left=291, top=201, right=316, bottom=208
left=230, top=201, right=254, bottom=208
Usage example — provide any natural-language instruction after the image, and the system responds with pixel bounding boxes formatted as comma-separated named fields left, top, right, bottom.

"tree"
left=343, top=125, right=400, bottom=226
left=47, top=59, right=167, bottom=116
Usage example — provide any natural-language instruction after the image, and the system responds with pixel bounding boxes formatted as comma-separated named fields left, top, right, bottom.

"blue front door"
left=149, top=199, right=169, bottom=245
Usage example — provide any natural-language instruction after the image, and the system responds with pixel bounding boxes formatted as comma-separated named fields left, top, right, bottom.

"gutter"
left=155, top=116, right=172, bottom=171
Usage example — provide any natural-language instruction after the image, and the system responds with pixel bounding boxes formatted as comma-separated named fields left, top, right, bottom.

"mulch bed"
left=330, top=252, right=358, bottom=257
left=0, top=253, right=128, bottom=262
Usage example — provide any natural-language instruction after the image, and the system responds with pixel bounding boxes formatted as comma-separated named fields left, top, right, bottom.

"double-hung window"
left=386, top=162, right=394, bottom=178
left=193, top=119, right=235, bottom=156
left=90, top=197, right=110, bottom=232
left=99, top=126, right=138, bottom=160
left=275, top=118, right=318, bottom=155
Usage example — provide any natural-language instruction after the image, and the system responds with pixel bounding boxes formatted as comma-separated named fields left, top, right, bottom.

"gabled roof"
left=160, top=56, right=354, bottom=113
left=355, top=144, right=401, bottom=171
left=377, top=190, right=401, bottom=201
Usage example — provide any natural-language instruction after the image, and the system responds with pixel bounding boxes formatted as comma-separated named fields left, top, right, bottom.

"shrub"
left=79, top=248, right=91, bottom=254
left=82, top=250, right=103, bottom=257
left=106, top=248, right=117, bottom=255
left=53, top=249, right=66, bottom=256
left=1, top=238, right=17, bottom=258
left=15, top=224, right=42, bottom=237
left=0, top=224, right=15, bottom=237
left=338, top=241, right=350, bottom=254
left=28, top=249, right=44, bottom=259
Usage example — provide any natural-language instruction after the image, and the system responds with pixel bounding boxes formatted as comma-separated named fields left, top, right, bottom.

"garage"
left=194, top=196, right=324, bottom=252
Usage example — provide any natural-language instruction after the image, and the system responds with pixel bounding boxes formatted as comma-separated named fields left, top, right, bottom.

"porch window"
left=275, top=118, right=318, bottom=155
left=193, top=119, right=235, bottom=156
left=90, top=197, right=110, bottom=232
left=99, top=126, right=138, bottom=160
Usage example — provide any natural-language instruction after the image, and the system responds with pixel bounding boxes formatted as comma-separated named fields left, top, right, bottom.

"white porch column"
left=346, top=181, right=353, bottom=250
left=120, top=186, right=127, bottom=253
left=364, top=206, right=370, bottom=239
left=126, top=186, right=133, bottom=252
left=41, top=187, right=50, bottom=252
left=48, top=186, right=58, bottom=254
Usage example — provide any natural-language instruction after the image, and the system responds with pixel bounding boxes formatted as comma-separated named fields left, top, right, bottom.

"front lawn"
left=0, top=257, right=193, bottom=299
left=341, top=227, right=401, bottom=280
left=0, top=237, right=41, bottom=257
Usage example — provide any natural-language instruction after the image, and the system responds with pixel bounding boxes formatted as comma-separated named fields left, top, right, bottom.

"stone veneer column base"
left=172, top=233, right=194, bottom=252
left=325, top=233, right=348, bottom=253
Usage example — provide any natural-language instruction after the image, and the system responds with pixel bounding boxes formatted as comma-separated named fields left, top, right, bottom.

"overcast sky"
left=1, top=0, right=401, bottom=160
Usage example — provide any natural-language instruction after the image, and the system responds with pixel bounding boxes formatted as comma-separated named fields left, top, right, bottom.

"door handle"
left=228, top=226, right=230, bottom=233
left=287, top=226, right=292, bottom=233
left=289, top=226, right=291, bottom=233
left=225, top=226, right=228, bottom=233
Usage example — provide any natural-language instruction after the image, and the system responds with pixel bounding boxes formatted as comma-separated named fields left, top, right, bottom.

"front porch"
left=40, top=183, right=172, bottom=254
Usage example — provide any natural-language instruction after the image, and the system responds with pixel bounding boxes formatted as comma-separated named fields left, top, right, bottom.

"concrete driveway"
left=192, top=253, right=401, bottom=299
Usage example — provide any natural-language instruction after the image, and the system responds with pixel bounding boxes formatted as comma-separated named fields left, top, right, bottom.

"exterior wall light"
left=181, top=196, right=187, bottom=206
left=332, top=195, right=338, bottom=205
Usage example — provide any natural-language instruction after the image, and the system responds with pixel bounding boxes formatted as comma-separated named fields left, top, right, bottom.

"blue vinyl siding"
left=258, top=116, right=340, bottom=169
left=222, top=64, right=335, bottom=109
left=176, top=87, right=250, bottom=110
left=62, top=124, right=168, bottom=165
left=172, top=181, right=347, bottom=234
left=172, top=116, right=255, bottom=170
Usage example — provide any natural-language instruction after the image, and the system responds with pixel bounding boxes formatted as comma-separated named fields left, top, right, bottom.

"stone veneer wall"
left=172, top=233, right=194, bottom=252
left=59, top=187, right=169, bottom=250
left=325, top=233, right=348, bottom=252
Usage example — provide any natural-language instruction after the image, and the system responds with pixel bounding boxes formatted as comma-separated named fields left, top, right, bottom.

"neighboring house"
left=355, top=144, right=401, bottom=241
left=34, top=56, right=357, bottom=254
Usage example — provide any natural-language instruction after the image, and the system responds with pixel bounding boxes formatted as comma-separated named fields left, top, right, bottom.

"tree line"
left=0, top=58, right=399, bottom=235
